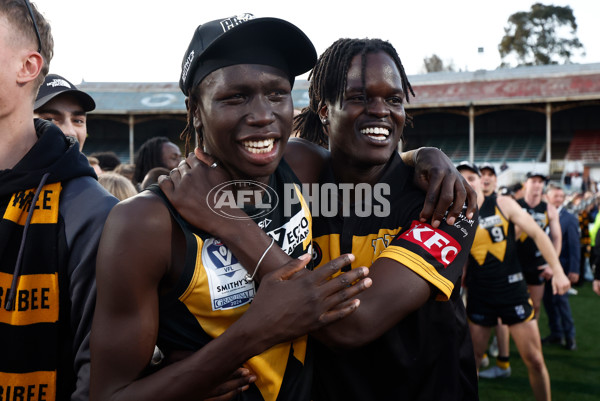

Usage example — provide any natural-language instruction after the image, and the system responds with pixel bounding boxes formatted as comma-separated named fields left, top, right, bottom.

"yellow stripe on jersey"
left=378, top=247, right=454, bottom=301
left=294, top=183, right=313, bottom=252
left=0, top=371, right=56, bottom=400
left=0, top=273, right=59, bottom=325
left=3, top=183, right=61, bottom=225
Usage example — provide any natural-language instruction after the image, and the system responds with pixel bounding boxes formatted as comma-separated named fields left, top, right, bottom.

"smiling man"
left=34, top=73, right=96, bottom=151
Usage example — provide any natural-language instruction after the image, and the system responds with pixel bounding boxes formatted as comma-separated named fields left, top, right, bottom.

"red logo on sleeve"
left=400, top=221, right=461, bottom=268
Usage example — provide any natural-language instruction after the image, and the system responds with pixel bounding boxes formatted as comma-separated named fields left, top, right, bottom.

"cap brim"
left=34, top=89, right=96, bottom=112
left=457, top=166, right=480, bottom=176
left=528, top=174, right=547, bottom=180
left=480, top=167, right=496, bottom=175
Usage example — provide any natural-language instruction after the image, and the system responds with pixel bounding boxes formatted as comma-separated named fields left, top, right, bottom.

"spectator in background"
left=90, top=151, right=121, bottom=172
left=99, top=172, right=138, bottom=201
left=88, top=156, right=103, bottom=176
left=571, top=172, right=583, bottom=193
left=140, top=167, right=170, bottom=191
left=542, top=184, right=580, bottom=350
left=590, top=209, right=600, bottom=296
left=592, top=232, right=600, bottom=296
left=510, top=182, right=524, bottom=200
left=114, top=162, right=135, bottom=184
left=517, top=172, right=562, bottom=319
left=34, top=73, right=95, bottom=152
left=133, top=136, right=182, bottom=188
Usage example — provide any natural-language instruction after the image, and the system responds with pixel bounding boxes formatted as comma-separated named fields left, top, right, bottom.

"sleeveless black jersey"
left=311, top=153, right=479, bottom=401
left=516, top=198, right=549, bottom=268
left=151, top=160, right=313, bottom=401
left=467, top=194, right=529, bottom=303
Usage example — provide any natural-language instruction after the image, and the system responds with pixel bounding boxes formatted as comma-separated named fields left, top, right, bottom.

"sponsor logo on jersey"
left=479, top=215, right=502, bottom=229
left=202, top=238, right=254, bottom=310
left=267, top=210, right=310, bottom=255
left=508, top=272, right=524, bottom=284
left=401, top=221, right=461, bottom=267
left=205, top=239, right=244, bottom=278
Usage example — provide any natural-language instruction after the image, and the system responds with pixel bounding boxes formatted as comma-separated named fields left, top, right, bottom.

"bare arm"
left=90, top=194, right=258, bottom=401
left=311, top=257, right=432, bottom=349
left=497, top=196, right=570, bottom=295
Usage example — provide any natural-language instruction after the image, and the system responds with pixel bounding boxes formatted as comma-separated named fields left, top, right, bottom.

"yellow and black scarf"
left=0, top=119, right=95, bottom=400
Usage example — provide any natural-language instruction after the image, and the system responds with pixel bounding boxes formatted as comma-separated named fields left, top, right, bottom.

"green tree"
left=499, top=3, right=585, bottom=67
left=423, top=54, right=455, bottom=73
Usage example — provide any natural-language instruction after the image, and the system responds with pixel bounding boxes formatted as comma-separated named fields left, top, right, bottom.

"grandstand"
left=78, top=62, right=600, bottom=183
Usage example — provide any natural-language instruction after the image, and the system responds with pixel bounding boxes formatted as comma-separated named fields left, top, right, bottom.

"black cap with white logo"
left=526, top=171, right=548, bottom=181
left=35, top=74, right=95, bottom=112
left=179, top=13, right=317, bottom=95
left=478, top=162, right=496, bottom=176
left=456, top=160, right=481, bottom=176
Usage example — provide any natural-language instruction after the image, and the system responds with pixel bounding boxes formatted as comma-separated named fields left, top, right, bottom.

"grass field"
left=477, top=281, right=600, bottom=400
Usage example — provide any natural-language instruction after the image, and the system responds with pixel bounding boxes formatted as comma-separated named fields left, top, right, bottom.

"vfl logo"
left=207, top=180, right=278, bottom=220
left=401, top=221, right=461, bottom=267
left=206, top=239, right=242, bottom=277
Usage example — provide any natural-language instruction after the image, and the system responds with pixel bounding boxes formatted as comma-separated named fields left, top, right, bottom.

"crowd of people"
left=458, top=161, right=600, bottom=400
left=2, top=2, right=599, bottom=401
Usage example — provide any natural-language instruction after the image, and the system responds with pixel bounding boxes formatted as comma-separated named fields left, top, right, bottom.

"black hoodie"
left=0, top=119, right=118, bottom=400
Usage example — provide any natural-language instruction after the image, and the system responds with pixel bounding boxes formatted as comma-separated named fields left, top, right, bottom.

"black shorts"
left=466, top=295, right=535, bottom=327
left=522, top=263, right=546, bottom=285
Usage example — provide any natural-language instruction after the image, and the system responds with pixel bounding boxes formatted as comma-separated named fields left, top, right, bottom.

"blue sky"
left=34, top=0, right=599, bottom=83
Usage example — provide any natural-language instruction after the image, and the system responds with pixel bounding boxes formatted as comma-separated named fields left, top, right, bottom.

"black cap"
left=35, top=74, right=96, bottom=112
left=526, top=171, right=548, bottom=181
left=179, top=13, right=317, bottom=95
left=479, top=162, right=496, bottom=176
left=456, top=160, right=480, bottom=176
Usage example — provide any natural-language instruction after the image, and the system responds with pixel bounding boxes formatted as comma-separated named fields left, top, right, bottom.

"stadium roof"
left=78, top=62, right=600, bottom=114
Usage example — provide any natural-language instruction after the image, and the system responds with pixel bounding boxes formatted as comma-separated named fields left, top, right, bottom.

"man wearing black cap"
left=517, top=171, right=562, bottom=319
left=457, top=163, right=569, bottom=400
left=479, top=162, right=497, bottom=197
left=34, top=73, right=95, bottom=151
left=467, top=162, right=514, bottom=378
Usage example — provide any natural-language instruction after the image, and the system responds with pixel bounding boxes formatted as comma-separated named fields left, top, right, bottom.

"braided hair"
left=180, top=89, right=200, bottom=156
left=133, top=136, right=171, bottom=184
left=294, top=38, right=414, bottom=147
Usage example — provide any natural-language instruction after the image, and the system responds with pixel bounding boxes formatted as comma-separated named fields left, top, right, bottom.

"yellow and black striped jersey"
left=311, top=153, right=479, bottom=401
left=152, top=160, right=313, bottom=401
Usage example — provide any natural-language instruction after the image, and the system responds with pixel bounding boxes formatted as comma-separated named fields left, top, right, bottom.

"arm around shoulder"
left=284, top=138, right=329, bottom=184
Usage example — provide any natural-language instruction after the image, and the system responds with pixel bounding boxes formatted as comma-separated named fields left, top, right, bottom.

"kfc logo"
left=401, top=221, right=460, bottom=267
